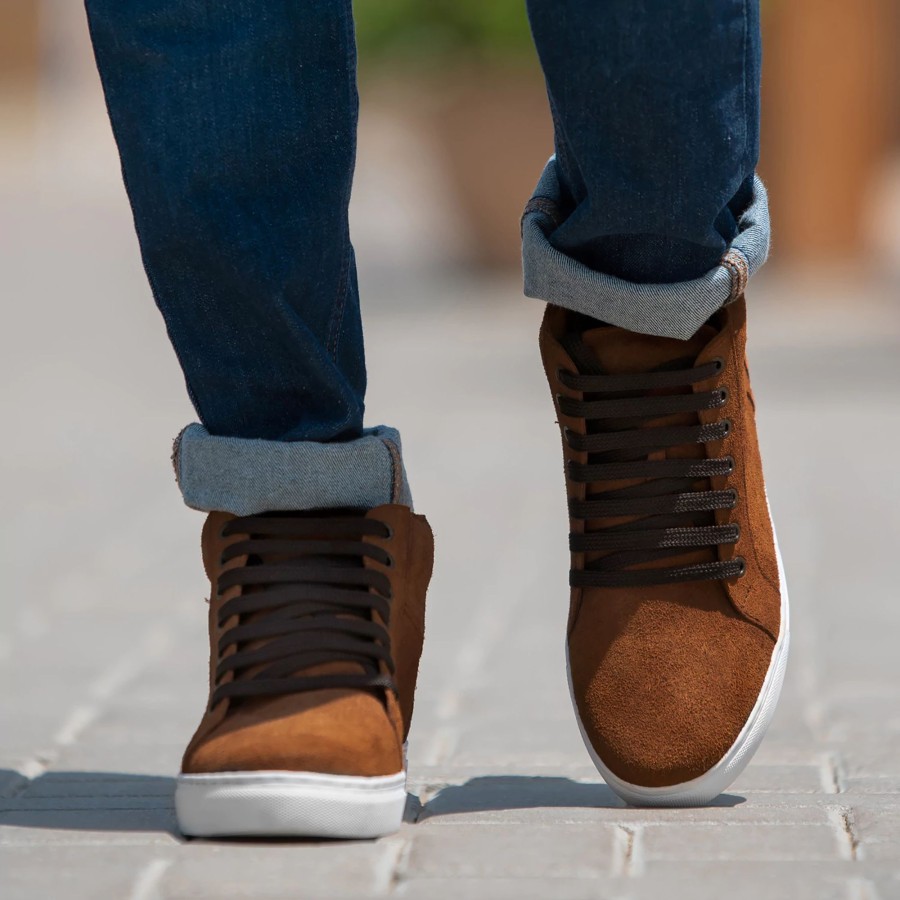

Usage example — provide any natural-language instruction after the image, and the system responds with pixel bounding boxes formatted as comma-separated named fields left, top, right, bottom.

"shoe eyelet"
left=721, top=418, right=732, bottom=438
left=382, top=524, right=394, bottom=540
left=724, top=455, right=735, bottom=475
left=727, top=488, right=739, bottom=508
left=718, top=387, right=729, bottom=406
left=711, top=357, right=725, bottom=374
left=735, top=556, right=747, bottom=578
left=384, top=554, right=395, bottom=569
left=563, top=427, right=585, bottom=451
left=732, top=523, right=741, bottom=543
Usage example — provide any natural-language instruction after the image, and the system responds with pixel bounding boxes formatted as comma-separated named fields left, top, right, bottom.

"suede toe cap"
left=182, top=689, right=404, bottom=778
left=569, top=587, right=777, bottom=789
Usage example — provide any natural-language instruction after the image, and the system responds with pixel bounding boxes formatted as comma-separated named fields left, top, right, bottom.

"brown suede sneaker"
left=540, top=295, right=789, bottom=806
left=174, top=504, right=434, bottom=838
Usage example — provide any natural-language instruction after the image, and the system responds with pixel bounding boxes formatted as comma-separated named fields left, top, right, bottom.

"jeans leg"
left=85, top=0, right=364, bottom=443
left=523, top=0, right=769, bottom=339
left=86, top=1, right=412, bottom=513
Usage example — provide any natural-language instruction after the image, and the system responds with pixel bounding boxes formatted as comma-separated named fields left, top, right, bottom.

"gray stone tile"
left=405, top=824, right=617, bottom=879
left=0, top=846, right=176, bottom=900
left=641, top=822, right=843, bottom=862
left=159, top=840, right=404, bottom=898
left=855, top=806, right=900, bottom=861
left=731, top=764, right=826, bottom=795
left=395, top=877, right=613, bottom=900
left=609, top=865, right=862, bottom=900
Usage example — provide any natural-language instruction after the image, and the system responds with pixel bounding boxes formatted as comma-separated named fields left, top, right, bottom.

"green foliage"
left=353, top=0, right=535, bottom=68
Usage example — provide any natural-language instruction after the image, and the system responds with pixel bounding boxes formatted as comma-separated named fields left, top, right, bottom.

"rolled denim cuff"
left=521, top=158, right=770, bottom=340
left=172, top=424, right=413, bottom=516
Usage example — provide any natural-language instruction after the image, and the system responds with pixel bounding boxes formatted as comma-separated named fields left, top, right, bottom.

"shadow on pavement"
left=415, top=775, right=745, bottom=819
left=0, top=770, right=180, bottom=837
left=0, top=771, right=745, bottom=838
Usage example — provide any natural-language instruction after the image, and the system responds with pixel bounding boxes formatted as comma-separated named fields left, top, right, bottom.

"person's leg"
left=84, top=0, right=432, bottom=838
left=524, top=0, right=767, bottom=340
left=85, top=0, right=363, bottom=444
left=526, top=1, right=787, bottom=806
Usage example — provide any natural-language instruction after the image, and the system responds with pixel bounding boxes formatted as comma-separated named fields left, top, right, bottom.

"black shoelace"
left=559, top=332, right=745, bottom=589
left=210, top=514, right=395, bottom=707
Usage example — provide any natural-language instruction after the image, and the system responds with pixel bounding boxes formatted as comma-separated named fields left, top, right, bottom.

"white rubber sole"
left=175, top=769, right=408, bottom=839
left=568, top=530, right=790, bottom=807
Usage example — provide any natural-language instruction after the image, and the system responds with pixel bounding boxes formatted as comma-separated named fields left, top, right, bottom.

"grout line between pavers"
left=610, top=824, right=643, bottom=877
left=381, top=836, right=414, bottom=896
left=127, top=857, right=174, bottom=900
left=819, top=751, right=847, bottom=794
left=827, top=806, right=863, bottom=862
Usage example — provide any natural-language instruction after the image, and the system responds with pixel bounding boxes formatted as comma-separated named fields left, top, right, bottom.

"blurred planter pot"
left=760, top=0, right=897, bottom=264
left=366, top=66, right=554, bottom=271
left=0, top=0, right=40, bottom=89
left=0, top=0, right=41, bottom=129
left=428, top=67, right=554, bottom=270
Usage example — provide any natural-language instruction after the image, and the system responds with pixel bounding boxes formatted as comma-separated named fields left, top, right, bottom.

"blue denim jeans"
left=85, top=0, right=767, bottom=515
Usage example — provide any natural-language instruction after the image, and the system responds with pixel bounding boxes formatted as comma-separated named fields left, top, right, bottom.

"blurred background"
left=3, top=0, right=900, bottom=273
left=1, top=4, right=900, bottom=895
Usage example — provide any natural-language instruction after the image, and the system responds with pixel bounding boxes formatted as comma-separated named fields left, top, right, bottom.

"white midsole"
left=175, top=769, right=408, bottom=839
left=567, top=525, right=790, bottom=807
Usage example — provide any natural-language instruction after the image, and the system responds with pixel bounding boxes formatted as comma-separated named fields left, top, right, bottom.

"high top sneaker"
left=540, top=295, right=789, bottom=806
left=174, top=504, right=434, bottom=838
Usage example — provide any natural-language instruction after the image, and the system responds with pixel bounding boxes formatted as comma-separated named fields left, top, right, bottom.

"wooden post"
left=0, top=0, right=41, bottom=94
left=761, top=0, right=897, bottom=264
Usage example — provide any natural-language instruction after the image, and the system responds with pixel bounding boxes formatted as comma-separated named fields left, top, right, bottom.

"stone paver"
left=2, top=21, right=900, bottom=899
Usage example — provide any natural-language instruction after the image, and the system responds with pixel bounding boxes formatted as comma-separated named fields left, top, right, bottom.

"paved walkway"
left=2, top=55, right=900, bottom=900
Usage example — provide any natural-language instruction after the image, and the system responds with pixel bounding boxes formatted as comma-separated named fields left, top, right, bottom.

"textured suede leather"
left=695, top=299, right=781, bottom=639
left=540, top=298, right=781, bottom=787
left=363, top=505, right=434, bottom=739
left=181, top=505, right=434, bottom=778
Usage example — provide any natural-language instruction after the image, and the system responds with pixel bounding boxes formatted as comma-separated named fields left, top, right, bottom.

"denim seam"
left=741, top=0, right=751, bottom=175
left=328, top=237, right=351, bottom=362
left=521, top=197, right=563, bottom=234
left=381, top=438, right=403, bottom=504
left=326, top=4, right=358, bottom=363
left=85, top=12, right=214, bottom=428
left=171, top=425, right=188, bottom=488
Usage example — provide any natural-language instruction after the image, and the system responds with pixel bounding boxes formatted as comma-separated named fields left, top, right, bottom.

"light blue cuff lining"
left=173, top=424, right=412, bottom=516
left=522, top=157, right=770, bottom=340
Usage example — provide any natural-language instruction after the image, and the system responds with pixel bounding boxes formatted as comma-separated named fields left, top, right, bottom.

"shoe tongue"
left=240, top=515, right=374, bottom=688
left=577, top=323, right=716, bottom=375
